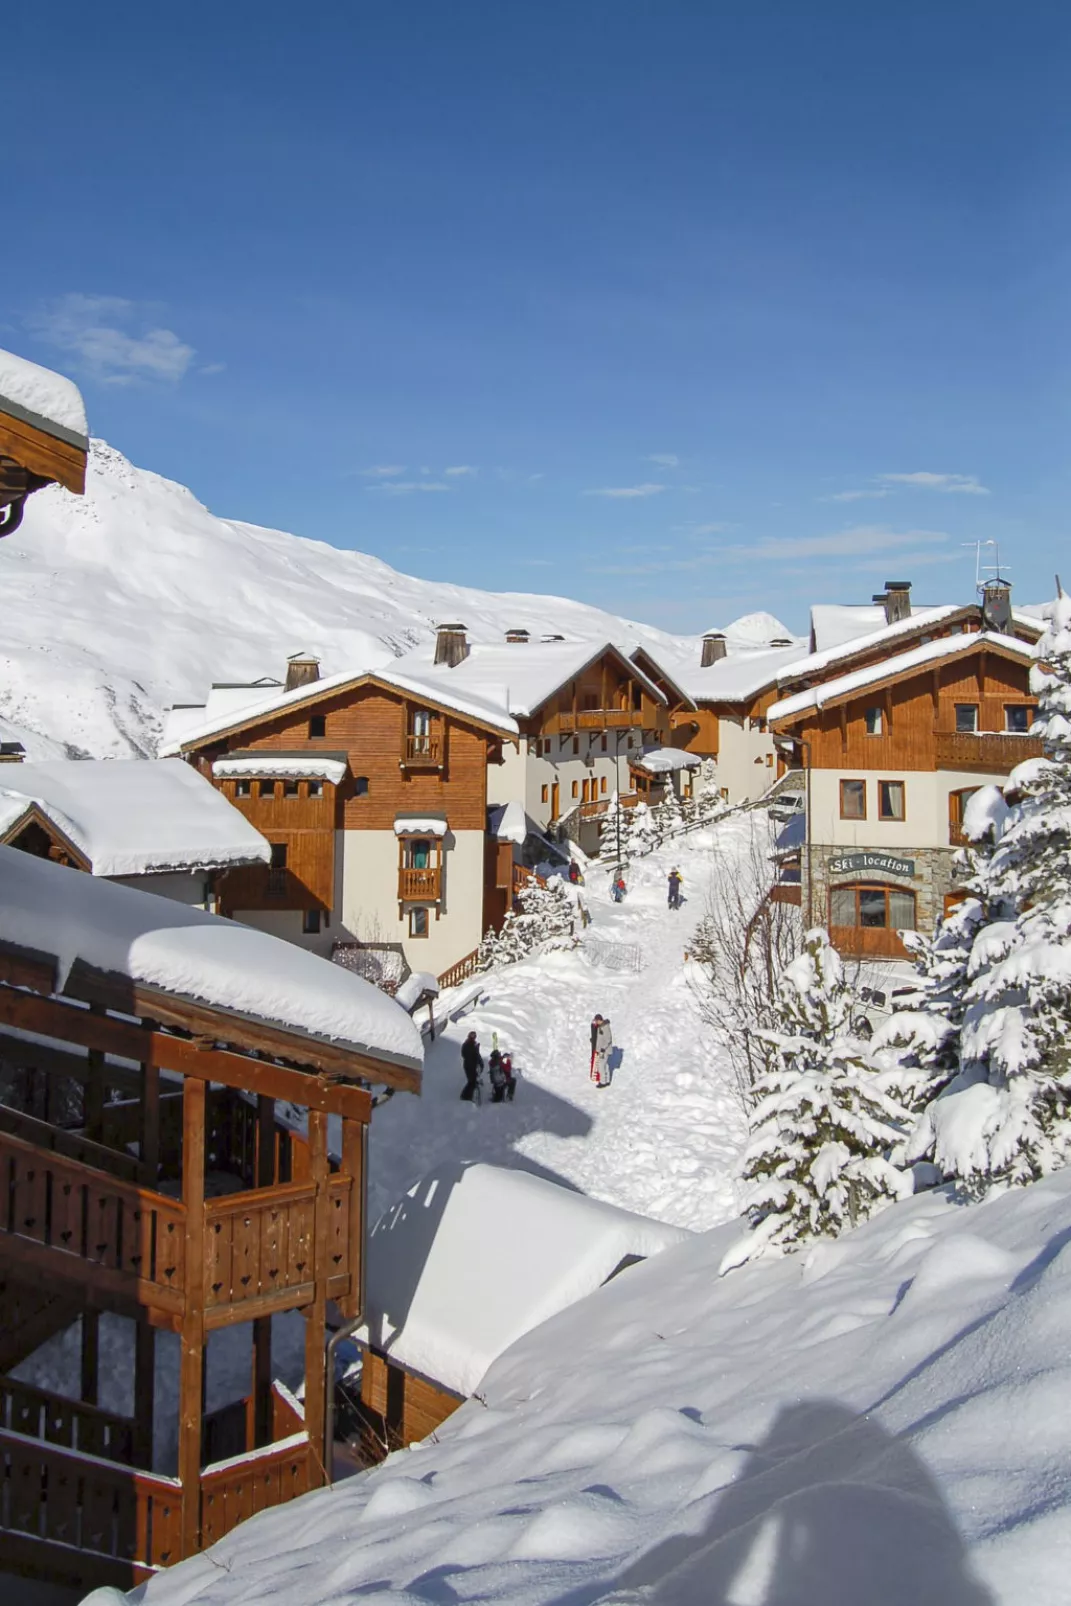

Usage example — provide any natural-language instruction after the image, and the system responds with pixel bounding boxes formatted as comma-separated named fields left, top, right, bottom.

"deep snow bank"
left=123, top=1169, right=1071, bottom=1606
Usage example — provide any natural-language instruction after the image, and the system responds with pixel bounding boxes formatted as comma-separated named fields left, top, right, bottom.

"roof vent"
left=981, top=578, right=1012, bottom=634
left=876, top=581, right=911, bottom=626
left=435, top=623, right=469, bottom=666
left=285, top=652, right=321, bottom=692
left=769, top=637, right=794, bottom=648
left=505, top=628, right=530, bottom=644
left=540, top=633, right=565, bottom=643
left=0, top=740, right=25, bottom=763
left=700, top=631, right=727, bottom=667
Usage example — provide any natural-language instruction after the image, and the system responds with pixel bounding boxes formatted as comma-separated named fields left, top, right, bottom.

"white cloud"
left=878, top=472, right=990, bottom=496
left=684, top=521, right=731, bottom=537
left=737, top=525, right=950, bottom=561
left=584, top=483, right=667, bottom=499
left=823, top=488, right=892, bottom=503
left=360, top=465, right=406, bottom=478
left=369, top=481, right=451, bottom=495
left=444, top=465, right=477, bottom=477
left=645, top=453, right=680, bottom=468
left=28, top=294, right=195, bottom=384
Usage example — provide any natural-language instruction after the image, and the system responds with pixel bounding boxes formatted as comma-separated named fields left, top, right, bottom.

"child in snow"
left=489, top=1049, right=517, bottom=1102
left=610, top=871, right=626, bottom=903
left=590, top=1014, right=613, bottom=1087
left=568, top=859, right=582, bottom=885
left=460, top=1031, right=483, bottom=1101
left=668, top=868, right=683, bottom=910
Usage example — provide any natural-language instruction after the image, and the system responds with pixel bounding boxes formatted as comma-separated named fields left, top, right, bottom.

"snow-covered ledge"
left=213, top=756, right=348, bottom=785
left=394, top=814, right=449, bottom=837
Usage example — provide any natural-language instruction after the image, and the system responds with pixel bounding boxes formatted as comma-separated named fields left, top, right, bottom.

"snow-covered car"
left=768, top=790, right=805, bottom=821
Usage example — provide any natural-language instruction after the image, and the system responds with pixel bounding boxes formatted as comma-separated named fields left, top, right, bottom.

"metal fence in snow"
left=583, top=938, right=645, bottom=973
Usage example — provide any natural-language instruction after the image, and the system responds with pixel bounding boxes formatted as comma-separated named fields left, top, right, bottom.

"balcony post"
left=304, top=1108, right=329, bottom=1484
left=178, top=1075, right=206, bottom=1558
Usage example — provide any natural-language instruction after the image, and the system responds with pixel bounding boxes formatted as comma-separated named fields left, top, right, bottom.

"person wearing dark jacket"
left=668, top=868, right=683, bottom=910
left=460, top=1031, right=483, bottom=1101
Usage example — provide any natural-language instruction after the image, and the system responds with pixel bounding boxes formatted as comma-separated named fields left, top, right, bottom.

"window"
left=283, top=779, right=299, bottom=798
left=270, top=843, right=287, bottom=869
left=878, top=780, right=905, bottom=821
left=840, top=779, right=866, bottom=819
left=257, top=780, right=277, bottom=800
left=955, top=704, right=978, bottom=733
left=571, top=780, right=579, bottom=798
left=582, top=692, right=599, bottom=710
left=830, top=884, right=916, bottom=931
left=302, top=910, right=321, bottom=935
left=235, top=779, right=251, bottom=799
left=572, top=736, right=580, bottom=755
left=949, top=787, right=979, bottom=844
left=601, top=734, right=608, bottom=752
left=864, top=706, right=883, bottom=736
left=308, top=780, right=323, bottom=798
left=601, top=776, right=607, bottom=794
left=408, top=839, right=431, bottom=870
left=354, top=776, right=369, bottom=796
left=1005, top=704, right=1034, bottom=734
left=308, top=715, right=326, bottom=739
left=411, top=709, right=432, bottom=753
left=268, top=843, right=287, bottom=898
left=409, top=907, right=429, bottom=938
left=541, top=784, right=549, bottom=804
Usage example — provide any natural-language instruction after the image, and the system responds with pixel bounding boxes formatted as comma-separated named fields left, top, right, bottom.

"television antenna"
left=962, top=538, right=1009, bottom=597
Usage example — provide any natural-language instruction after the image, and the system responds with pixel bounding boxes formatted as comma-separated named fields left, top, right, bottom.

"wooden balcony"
left=578, top=790, right=639, bottom=821
left=203, top=1175, right=353, bottom=1321
left=1, top=1373, right=135, bottom=1466
left=548, top=709, right=645, bottom=734
left=402, top=733, right=444, bottom=767
left=398, top=865, right=441, bottom=901
left=935, top=730, right=1043, bottom=774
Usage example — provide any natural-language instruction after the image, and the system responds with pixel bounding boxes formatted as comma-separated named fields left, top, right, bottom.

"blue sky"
left=4, top=2, right=1067, bottom=632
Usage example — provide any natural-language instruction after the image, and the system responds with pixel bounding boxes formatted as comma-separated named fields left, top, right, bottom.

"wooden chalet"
left=0, top=847, right=422, bottom=1588
left=768, top=625, right=1041, bottom=958
left=0, top=347, right=88, bottom=536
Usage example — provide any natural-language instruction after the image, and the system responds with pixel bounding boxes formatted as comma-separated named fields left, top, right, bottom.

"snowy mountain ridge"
left=0, top=440, right=792, bottom=760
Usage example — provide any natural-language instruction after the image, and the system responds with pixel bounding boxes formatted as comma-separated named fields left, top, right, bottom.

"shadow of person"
left=604, top=1398, right=993, bottom=1606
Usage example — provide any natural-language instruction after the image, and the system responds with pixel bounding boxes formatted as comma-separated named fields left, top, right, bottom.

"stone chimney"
left=874, top=581, right=912, bottom=626
left=285, top=652, right=321, bottom=692
left=434, top=623, right=469, bottom=666
left=505, top=628, right=530, bottom=644
left=700, top=631, right=728, bottom=667
left=981, top=578, right=1012, bottom=633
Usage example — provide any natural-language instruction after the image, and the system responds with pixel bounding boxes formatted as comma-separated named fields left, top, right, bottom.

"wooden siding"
left=0, top=411, right=87, bottom=495
left=671, top=706, right=720, bottom=757
left=523, top=652, right=666, bottom=740
left=359, top=1348, right=462, bottom=1458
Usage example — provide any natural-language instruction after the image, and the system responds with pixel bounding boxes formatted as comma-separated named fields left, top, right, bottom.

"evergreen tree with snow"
left=652, top=786, right=684, bottom=842
left=623, top=800, right=658, bottom=858
left=598, top=791, right=628, bottom=862
left=914, top=594, right=1071, bottom=1189
left=477, top=876, right=578, bottom=972
left=722, top=929, right=911, bottom=1269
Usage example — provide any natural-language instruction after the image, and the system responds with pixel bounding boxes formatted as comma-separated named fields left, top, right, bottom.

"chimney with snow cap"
left=981, top=578, right=1012, bottom=633
left=435, top=623, right=469, bottom=666
left=505, top=628, right=530, bottom=644
left=285, top=652, right=321, bottom=691
left=700, top=631, right=728, bottom=667
left=874, top=581, right=911, bottom=626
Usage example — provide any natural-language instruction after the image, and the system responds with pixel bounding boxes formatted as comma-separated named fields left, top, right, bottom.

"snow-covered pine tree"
left=623, top=800, right=658, bottom=858
left=652, top=786, right=684, bottom=842
left=919, top=593, right=1071, bottom=1189
left=476, top=875, right=578, bottom=971
left=721, top=928, right=911, bottom=1269
left=599, top=791, right=628, bottom=862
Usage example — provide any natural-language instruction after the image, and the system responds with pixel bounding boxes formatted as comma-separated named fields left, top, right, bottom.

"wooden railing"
left=0, top=1130, right=186, bottom=1311
left=437, top=948, right=482, bottom=990
left=935, top=730, right=1043, bottom=773
left=398, top=866, right=441, bottom=901
left=548, top=709, right=643, bottom=734
left=578, top=790, right=639, bottom=821
left=0, top=1426, right=182, bottom=1578
left=203, top=1175, right=353, bottom=1312
left=402, top=733, right=443, bottom=766
left=0, top=1102, right=142, bottom=1184
left=512, top=864, right=546, bottom=894
left=199, top=1434, right=313, bottom=1549
left=0, top=1374, right=135, bottom=1465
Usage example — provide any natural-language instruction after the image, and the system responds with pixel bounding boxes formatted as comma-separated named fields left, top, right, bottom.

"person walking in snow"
left=568, top=859, right=582, bottom=885
left=590, top=1014, right=614, bottom=1087
left=668, top=867, right=683, bottom=910
left=460, top=1030, right=483, bottom=1101
left=610, top=871, right=626, bottom=903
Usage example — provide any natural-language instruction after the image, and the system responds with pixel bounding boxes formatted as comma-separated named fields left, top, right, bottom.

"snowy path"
left=369, top=816, right=754, bottom=1231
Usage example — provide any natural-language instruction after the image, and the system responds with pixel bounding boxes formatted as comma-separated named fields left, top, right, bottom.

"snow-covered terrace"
left=0, top=757, right=269, bottom=876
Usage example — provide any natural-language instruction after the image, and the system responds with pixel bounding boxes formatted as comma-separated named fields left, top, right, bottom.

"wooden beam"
left=0, top=942, right=58, bottom=994
left=253, top=1093, right=275, bottom=1449
left=178, top=1076, right=206, bottom=1557
left=140, top=1062, right=160, bottom=1187
left=304, top=1109, right=329, bottom=1483
left=0, top=1230, right=184, bottom=1329
left=0, top=987, right=376, bottom=1121
left=339, top=1117, right=364, bottom=1322
left=0, top=410, right=87, bottom=494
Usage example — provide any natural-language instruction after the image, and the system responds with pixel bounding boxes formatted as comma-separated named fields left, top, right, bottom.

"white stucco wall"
left=488, top=732, right=645, bottom=831
left=715, top=716, right=778, bottom=805
left=110, top=870, right=215, bottom=908
left=229, top=906, right=334, bottom=958
left=808, top=768, right=1012, bottom=852
left=338, top=827, right=486, bottom=974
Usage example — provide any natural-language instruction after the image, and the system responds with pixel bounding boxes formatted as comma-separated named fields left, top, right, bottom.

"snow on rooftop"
left=0, top=344, right=88, bottom=447
left=721, top=610, right=796, bottom=646
left=809, top=602, right=891, bottom=652
left=490, top=799, right=528, bottom=844
left=769, top=630, right=1035, bottom=723
left=394, top=815, right=448, bottom=837
left=396, top=638, right=665, bottom=721
left=394, top=971, right=440, bottom=1011
left=632, top=747, right=702, bottom=774
left=0, top=845, right=423, bottom=1070
left=782, top=604, right=966, bottom=685
left=212, top=755, right=348, bottom=785
left=652, top=641, right=810, bottom=704
left=0, top=758, right=270, bottom=876
left=0, top=791, right=33, bottom=837
left=361, top=1162, right=689, bottom=1396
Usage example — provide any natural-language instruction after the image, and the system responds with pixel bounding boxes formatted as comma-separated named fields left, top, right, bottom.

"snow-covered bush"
left=478, top=877, right=580, bottom=971
left=722, top=929, right=911, bottom=1269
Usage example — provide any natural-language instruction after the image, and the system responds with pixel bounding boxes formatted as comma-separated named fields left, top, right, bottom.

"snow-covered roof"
left=490, top=799, right=528, bottom=844
left=718, top=610, right=796, bottom=647
left=632, top=748, right=702, bottom=774
left=0, top=345, right=88, bottom=448
left=644, top=642, right=810, bottom=705
left=768, top=630, right=1035, bottom=723
left=394, top=639, right=666, bottom=722
left=212, top=755, right=348, bottom=785
left=774, top=812, right=806, bottom=855
left=0, top=758, right=270, bottom=876
left=809, top=603, right=890, bottom=653
left=0, top=845, right=423, bottom=1072
left=394, top=971, right=440, bottom=1011
left=780, top=604, right=1045, bottom=691
left=361, top=1163, right=690, bottom=1396
left=0, top=792, right=33, bottom=837
left=160, top=662, right=518, bottom=756
left=394, top=815, right=448, bottom=837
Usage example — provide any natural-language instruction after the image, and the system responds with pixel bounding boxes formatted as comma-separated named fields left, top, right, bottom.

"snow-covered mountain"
left=0, top=441, right=792, bottom=760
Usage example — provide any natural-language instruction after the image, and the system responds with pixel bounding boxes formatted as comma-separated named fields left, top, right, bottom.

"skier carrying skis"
left=460, top=1030, right=483, bottom=1101
left=590, top=1013, right=613, bottom=1087
left=667, top=867, right=683, bottom=910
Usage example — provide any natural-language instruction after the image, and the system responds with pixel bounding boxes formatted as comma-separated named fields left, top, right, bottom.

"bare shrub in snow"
left=722, top=929, right=911, bottom=1270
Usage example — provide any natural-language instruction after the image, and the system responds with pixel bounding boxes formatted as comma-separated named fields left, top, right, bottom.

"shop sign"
left=829, top=851, right=915, bottom=879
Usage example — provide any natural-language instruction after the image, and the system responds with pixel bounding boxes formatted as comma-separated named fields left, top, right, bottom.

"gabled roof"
left=393, top=639, right=666, bottom=721
left=0, top=759, right=270, bottom=876
left=782, top=604, right=1044, bottom=691
left=636, top=641, right=809, bottom=706
left=160, top=663, right=520, bottom=756
left=628, top=646, right=697, bottom=711
left=768, top=630, right=1035, bottom=724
